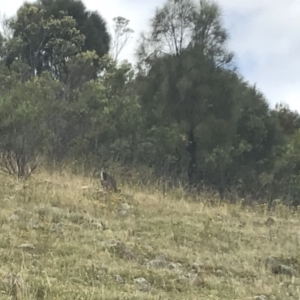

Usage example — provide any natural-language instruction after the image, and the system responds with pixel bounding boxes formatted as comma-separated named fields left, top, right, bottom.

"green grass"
left=0, top=169, right=299, bottom=299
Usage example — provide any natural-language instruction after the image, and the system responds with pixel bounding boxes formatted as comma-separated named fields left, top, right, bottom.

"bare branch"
left=111, top=16, right=134, bottom=61
left=0, top=13, right=13, bottom=39
left=0, top=149, right=39, bottom=180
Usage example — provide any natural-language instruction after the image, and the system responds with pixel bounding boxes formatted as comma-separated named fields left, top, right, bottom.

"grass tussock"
left=0, top=169, right=299, bottom=299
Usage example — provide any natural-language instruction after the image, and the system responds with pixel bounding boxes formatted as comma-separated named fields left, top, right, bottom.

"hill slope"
left=0, top=170, right=299, bottom=299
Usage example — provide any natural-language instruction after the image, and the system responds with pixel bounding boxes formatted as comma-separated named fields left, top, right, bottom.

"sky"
left=1, top=0, right=300, bottom=112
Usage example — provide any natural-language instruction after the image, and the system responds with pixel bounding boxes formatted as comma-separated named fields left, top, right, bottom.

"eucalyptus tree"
left=5, top=3, right=85, bottom=80
left=37, top=0, right=111, bottom=58
left=136, top=0, right=237, bottom=186
left=111, top=16, right=134, bottom=62
left=5, top=0, right=111, bottom=81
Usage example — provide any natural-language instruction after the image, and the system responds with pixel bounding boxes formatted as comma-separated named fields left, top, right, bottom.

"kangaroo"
left=100, top=170, right=120, bottom=193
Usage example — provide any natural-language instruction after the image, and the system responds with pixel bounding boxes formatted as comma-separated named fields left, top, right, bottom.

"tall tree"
left=111, top=16, right=134, bottom=62
left=37, top=0, right=111, bottom=58
left=136, top=0, right=237, bottom=186
left=0, top=32, right=6, bottom=62
left=150, top=0, right=195, bottom=56
left=6, top=3, right=85, bottom=79
left=272, top=103, right=300, bottom=138
left=222, top=83, right=284, bottom=198
left=5, top=0, right=111, bottom=80
left=191, top=0, right=233, bottom=67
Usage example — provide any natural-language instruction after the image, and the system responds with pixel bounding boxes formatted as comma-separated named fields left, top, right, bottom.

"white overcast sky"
left=1, top=0, right=300, bottom=112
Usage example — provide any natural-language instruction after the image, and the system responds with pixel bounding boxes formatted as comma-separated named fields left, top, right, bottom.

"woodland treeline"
left=1, top=0, right=300, bottom=204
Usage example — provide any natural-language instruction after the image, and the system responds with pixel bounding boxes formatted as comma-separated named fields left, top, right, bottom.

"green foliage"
left=192, top=0, right=234, bottom=66
left=0, top=72, right=57, bottom=177
left=111, top=16, right=134, bottom=61
left=0, top=32, right=7, bottom=61
left=272, top=103, right=300, bottom=137
left=37, top=0, right=111, bottom=57
left=269, top=129, right=300, bottom=205
left=5, top=0, right=110, bottom=80
left=0, top=0, right=299, bottom=203
left=6, top=3, right=85, bottom=79
left=64, top=50, right=100, bottom=93
left=136, top=0, right=238, bottom=186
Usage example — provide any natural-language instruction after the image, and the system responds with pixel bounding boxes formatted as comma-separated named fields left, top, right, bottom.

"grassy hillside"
left=0, top=169, right=299, bottom=300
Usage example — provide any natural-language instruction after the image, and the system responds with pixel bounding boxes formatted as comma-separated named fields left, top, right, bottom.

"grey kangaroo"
left=100, top=170, right=120, bottom=193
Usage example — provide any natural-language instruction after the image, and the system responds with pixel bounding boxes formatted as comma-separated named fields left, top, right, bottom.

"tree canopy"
left=5, top=0, right=110, bottom=80
left=0, top=0, right=299, bottom=205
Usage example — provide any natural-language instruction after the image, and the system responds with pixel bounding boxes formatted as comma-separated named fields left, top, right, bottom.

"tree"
left=0, top=13, right=13, bottom=39
left=5, top=0, right=111, bottom=81
left=269, top=129, right=300, bottom=205
left=37, top=0, right=111, bottom=58
left=0, top=32, right=6, bottom=62
left=111, top=16, right=134, bottom=61
left=6, top=3, right=85, bottom=79
left=191, top=0, right=234, bottom=67
left=0, top=72, right=57, bottom=178
left=198, top=81, right=284, bottom=200
left=137, top=0, right=233, bottom=67
left=140, top=0, right=195, bottom=59
left=272, top=102, right=300, bottom=138
left=136, top=0, right=237, bottom=186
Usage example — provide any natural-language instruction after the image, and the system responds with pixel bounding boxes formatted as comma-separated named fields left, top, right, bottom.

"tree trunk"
left=186, top=126, right=197, bottom=186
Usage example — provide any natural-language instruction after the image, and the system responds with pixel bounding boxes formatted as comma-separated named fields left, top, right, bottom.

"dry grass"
left=0, top=169, right=299, bottom=299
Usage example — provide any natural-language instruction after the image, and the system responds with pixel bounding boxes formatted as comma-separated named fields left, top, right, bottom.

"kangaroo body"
left=100, top=170, right=119, bottom=193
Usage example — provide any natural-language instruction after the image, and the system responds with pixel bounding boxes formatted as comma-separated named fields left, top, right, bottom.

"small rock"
left=27, top=220, right=39, bottom=229
left=18, top=243, right=35, bottom=250
left=264, top=256, right=298, bottom=277
left=255, top=295, right=268, bottom=300
left=144, top=245, right=154, bottom=252
left=118, top=209, right=128, bottom=217
left=215, top=269, right=224, bottom=275
left=115, top=274, right=125, bottom=284
left=176, top=273, right=192, bottom=283
left=175, top=273, right=201, bottom=285
left=121, top=203, right=131, bottom=210
left=9, top=214, right=20, bottom=222
left=81, top=185, right=89, bottom=189
left=272, top=264, right=298, bottom=277
left=167, top=262, right=182, bottom=270
left=147, top=259, right=167, bottom=268
left=91, top=222, right=103, bottom=230
left=134, top=277, right=150, bottom=292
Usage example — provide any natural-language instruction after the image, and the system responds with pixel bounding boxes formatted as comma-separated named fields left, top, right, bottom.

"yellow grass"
left=0, top=168, right=299, bottom=299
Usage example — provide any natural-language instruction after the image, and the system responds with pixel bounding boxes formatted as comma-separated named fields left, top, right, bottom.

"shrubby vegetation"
left=0, top=0, right=300, bottom=205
